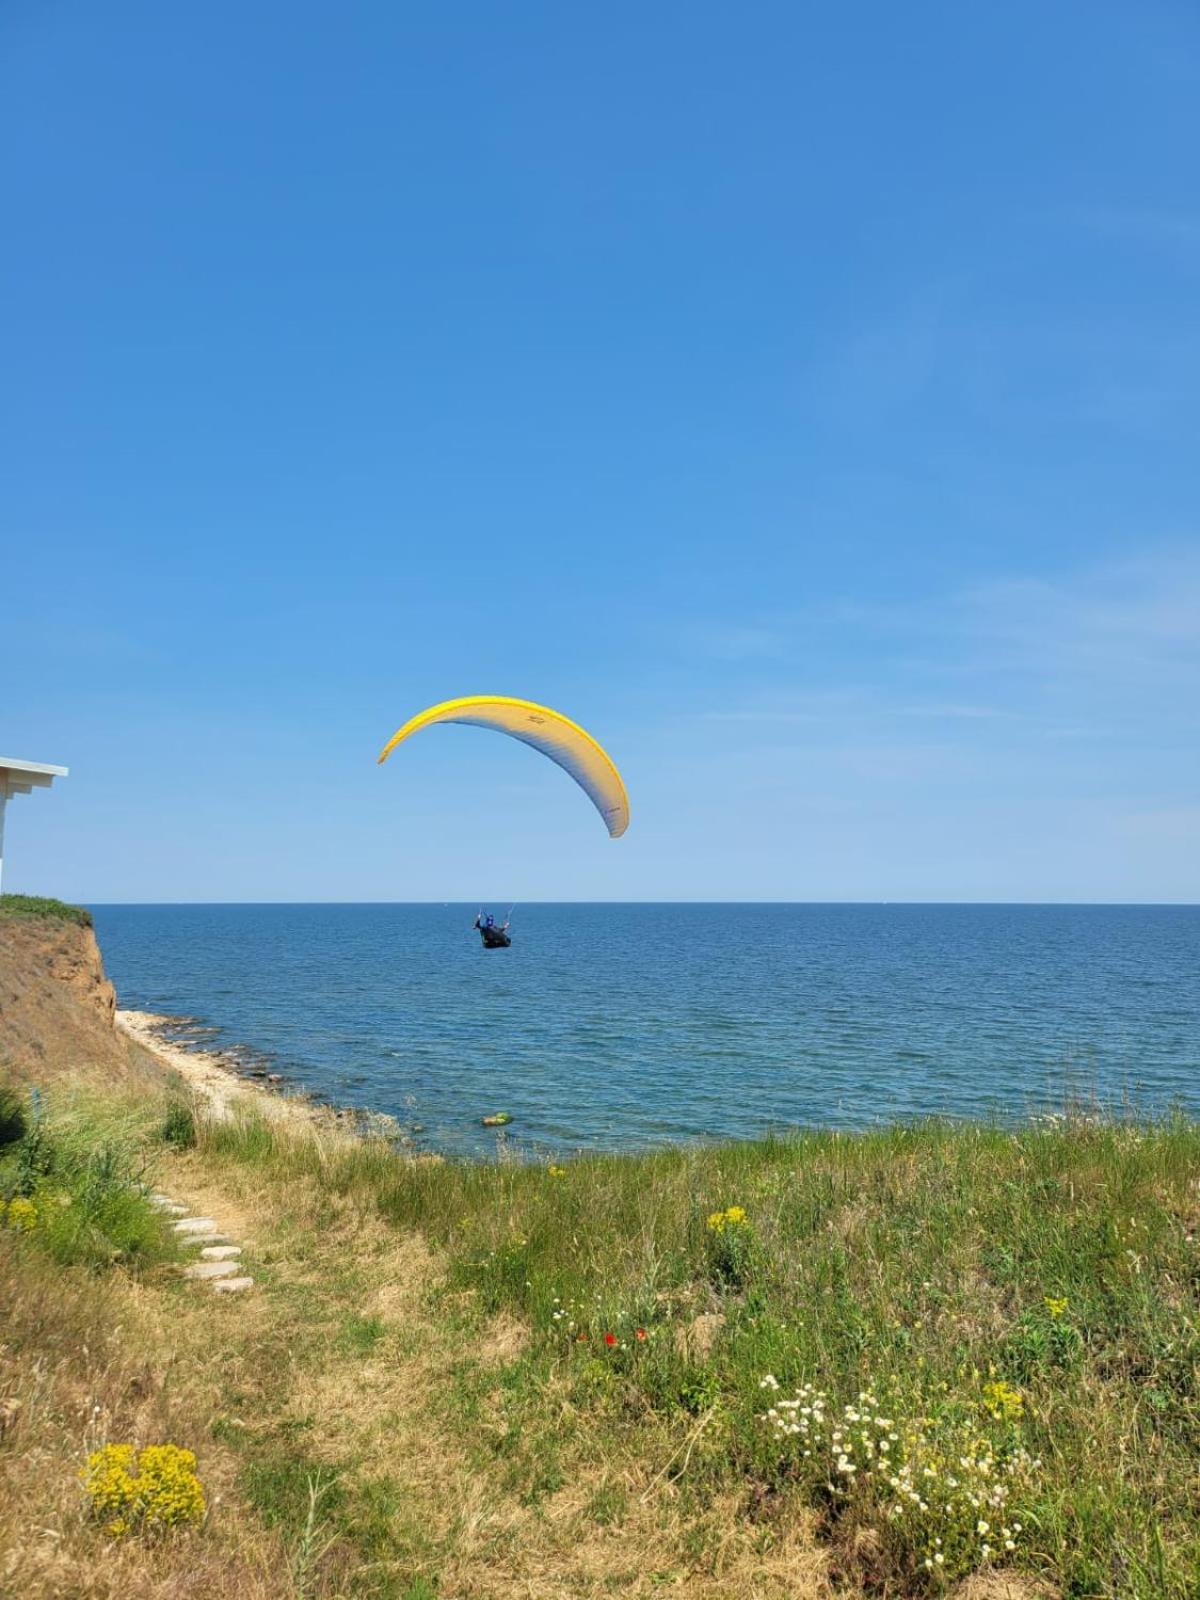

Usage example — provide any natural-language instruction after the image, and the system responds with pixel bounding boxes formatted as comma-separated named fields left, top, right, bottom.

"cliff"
left=0, top=906, right=142, bottom=1087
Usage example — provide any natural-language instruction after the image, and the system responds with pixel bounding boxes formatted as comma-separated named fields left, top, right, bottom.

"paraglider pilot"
left=474, top=910, right=511, bottom=948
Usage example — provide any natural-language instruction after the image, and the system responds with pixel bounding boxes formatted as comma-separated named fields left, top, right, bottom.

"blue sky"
left=3, top=1, right=1198, bottom=902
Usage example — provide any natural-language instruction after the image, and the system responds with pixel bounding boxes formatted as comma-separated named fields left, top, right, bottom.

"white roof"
left=0, top=757, right=69, bottom=796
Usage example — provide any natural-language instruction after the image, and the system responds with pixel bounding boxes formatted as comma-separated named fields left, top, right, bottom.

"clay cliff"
left=0, top=911, right=142, bottom=1086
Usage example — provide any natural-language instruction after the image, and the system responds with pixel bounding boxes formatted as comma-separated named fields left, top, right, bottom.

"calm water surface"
left=90, top=904, right=1200, bottom=1157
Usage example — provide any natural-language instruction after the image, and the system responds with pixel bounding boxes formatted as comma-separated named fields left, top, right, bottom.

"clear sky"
left=3, top=2, right=1198, bottom=903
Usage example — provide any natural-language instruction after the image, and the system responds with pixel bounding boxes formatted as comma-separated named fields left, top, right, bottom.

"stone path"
left=150, top=1191, right=254, bottom=1293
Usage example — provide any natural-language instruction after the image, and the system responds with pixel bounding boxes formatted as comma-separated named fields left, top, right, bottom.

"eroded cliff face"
left=0, top=914, right=131, bottom=1085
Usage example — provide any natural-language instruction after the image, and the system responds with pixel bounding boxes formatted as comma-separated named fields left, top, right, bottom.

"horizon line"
left=74, top=898, right=1200, bottom=909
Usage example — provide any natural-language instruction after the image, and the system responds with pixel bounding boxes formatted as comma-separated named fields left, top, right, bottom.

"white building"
left=0, top=757, right=69, bottom=895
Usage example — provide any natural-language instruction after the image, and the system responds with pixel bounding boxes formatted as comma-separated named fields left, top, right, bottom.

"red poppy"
left=635, top=1328, right=647, bottom=1341
left=604, top=1332, right=617, bottom=1347
left=576, top=1332, right=587, bottom=1343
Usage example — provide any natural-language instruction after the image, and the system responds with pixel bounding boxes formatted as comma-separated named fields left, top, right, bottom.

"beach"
left=116, top=1007, right=393, bottom=1138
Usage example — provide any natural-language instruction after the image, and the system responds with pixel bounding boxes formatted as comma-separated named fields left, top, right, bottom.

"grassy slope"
left=4, top=1076, right=1199, bottom=1599
left=0, top=893, right=93, bottom=926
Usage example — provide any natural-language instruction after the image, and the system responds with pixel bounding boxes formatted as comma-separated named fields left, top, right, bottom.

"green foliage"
left=703, top=1203, right=756, bottom=1287
left=159, top=1099, right=197, bottom=1149
left=240, top=1454, right=346, bottom=1536
left=335, top=1314, right=386, bottom=1356
left=0, top=1085, right=26, bottom=1148
left=194, top=1114, right=1200, bottom=1596
left=0, top=1093, right=176, bottom=1269
left=0, top=893, right=92, bottom=926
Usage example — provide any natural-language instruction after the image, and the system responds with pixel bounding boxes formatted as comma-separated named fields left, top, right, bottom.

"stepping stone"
left=173, top=1217, right=218, bottom=1235
left=150, top=1195, right=188, bottom=1214
left=182, top=1233, right=228, bottom=1247
left=199, top=1245, right=242, bottom=1261
left=212, top=1276, right=254, bottom=1294
left=183, top=1260, right=240, bottom=1281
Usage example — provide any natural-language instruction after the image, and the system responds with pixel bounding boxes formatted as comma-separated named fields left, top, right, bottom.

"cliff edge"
left=0, top=903, right=139, bottom=1086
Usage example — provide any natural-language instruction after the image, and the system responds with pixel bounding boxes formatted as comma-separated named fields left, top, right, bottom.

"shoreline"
left=116, top=1008, right=366, bottom=1134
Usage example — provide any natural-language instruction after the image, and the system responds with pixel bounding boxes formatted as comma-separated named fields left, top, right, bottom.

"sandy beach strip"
left=116, top=1008, right=325, bottom=1127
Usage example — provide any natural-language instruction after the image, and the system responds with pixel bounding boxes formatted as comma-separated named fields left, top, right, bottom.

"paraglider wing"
left=377, top=696, right=630, bottom=838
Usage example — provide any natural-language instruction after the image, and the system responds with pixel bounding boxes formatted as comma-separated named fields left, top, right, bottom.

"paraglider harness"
left=474, top=910, right=512, bottom=949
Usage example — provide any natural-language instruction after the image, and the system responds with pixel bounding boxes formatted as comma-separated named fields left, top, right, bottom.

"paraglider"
left=377, top=695, right=630, bottom=837
left=474, top=910, right=512, bottom=949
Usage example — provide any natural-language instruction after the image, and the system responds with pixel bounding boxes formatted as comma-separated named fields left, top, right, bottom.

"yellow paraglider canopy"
left=378, top=696, right=630, bottom=838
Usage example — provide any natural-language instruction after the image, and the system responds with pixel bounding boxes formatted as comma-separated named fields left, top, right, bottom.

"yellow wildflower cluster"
left=1043, top=1294, right=1069, bottom=1318
left=1, top=1197, right=37, bottom=1232
left=83, top=1443, right=205, bottom=1537
left=981, top=1381, right=1025, bottom=1423
left=706, top=1205, right=748, bottom=1234
left=547, top=1165, right=567, bottom=1179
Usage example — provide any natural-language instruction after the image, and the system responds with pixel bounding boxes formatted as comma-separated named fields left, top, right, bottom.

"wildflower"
left=82, top=1443, right=205, bottom=1536
left=548, top=1165, right=567, bottom=1179
left=981, top=1381, right=1025, bottom=1422
left=604, top=1332, right=617, bottom=1347
left=635, top=1328, right=647, bottom=1341
left=5, top=1197, right=37, bottom=1232
left=1044, top=1294, right=1069, bottom=1318
left=706, top=1205, right=749, bottom=1234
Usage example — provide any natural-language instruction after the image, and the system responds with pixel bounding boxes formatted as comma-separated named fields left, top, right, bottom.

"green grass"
left=0, top=893, right=92, bottom=926
left=159, top=1098, right=199, bottom=1148
left=0, top=1086, right=178, bottom=1269
left=195, top=1109, right=1200, bottom=1597
left=7, top=1075, right=1199, bottom=1596
left=335, top=1314, right=387, bottom=1356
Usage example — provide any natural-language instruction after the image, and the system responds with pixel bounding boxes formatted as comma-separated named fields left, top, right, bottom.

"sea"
left=89, top=903, right=1200, bottom=1159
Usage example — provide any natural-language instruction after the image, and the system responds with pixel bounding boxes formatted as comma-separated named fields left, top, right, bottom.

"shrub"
left=0, top=1086, right=26, bottom=1148
left=82, top=1442, right=206, bottom=1536
left=160, top=1100, right=197, bottom=1149
left=2, top=1195, right=38, bottom=1231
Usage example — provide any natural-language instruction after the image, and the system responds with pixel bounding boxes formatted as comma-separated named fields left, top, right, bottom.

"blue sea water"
left=90, top=904, right=1200, bottom=1158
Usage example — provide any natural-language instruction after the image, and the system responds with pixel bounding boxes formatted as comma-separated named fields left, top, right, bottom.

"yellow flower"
left=1044, top=1295, right=1069, bottom=1319
left=548, top=1165, right=567, bottom=1179
left=83, top=1444, right=138, bottom=1530
left=981, top=1381, right=1025, bottom=1423
left=706, top=1205, right=749, bottom=1234
left=135, top=1444, right=206, bottom=1529
left=83, top=1443, right=205, bottom=1535
left=5, top=1197, right=37, bottom=1232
